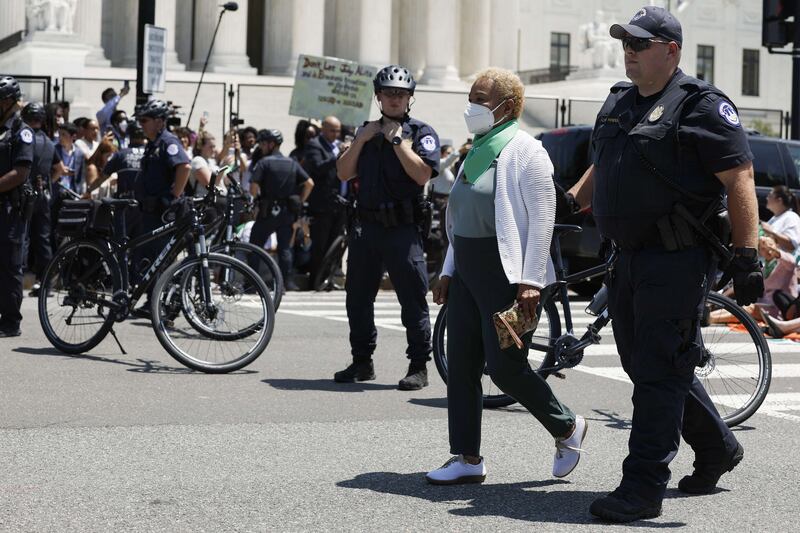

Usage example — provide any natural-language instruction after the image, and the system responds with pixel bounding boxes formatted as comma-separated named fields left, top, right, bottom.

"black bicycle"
left=204, top=174, right=284, bottom=309
left=433, top=224, right=772, bottom=427
left=38, top=170, right=276, bottom=373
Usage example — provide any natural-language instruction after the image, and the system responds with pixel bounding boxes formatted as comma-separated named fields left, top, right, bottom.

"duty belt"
left=358, top=198, right=417, bottom=228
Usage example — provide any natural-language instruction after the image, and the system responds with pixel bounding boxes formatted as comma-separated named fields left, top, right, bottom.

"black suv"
left=537, top=125, right=800, bottom=294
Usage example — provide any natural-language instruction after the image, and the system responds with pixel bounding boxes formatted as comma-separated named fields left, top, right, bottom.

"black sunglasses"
left=621, top=37, right=671, bottom=52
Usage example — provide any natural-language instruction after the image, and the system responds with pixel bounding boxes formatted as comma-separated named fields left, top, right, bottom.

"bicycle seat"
left=553, top=224, right=582, bottom=236
left=101, top=197, right=139, bottom=209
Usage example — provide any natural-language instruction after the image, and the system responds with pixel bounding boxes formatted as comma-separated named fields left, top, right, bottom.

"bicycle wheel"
left=696, top=292, right=771, bottom=427
left=150, top=253, right=275, bottom=373
left=432, top=299, right=562, bottom=408
left=211, top=241, right=283, bottom=310
left=313, top=235, right=347, bottom=291
left=38, top=239, right=121, bottom=354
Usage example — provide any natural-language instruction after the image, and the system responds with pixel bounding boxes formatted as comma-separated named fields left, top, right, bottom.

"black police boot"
left=0, top=327, right=21, bottom=338
left=334, top=360, right=376, bottom=383
left=589, top=490, right=662, bottom=523
left=398, top=362, right=428, bottom=391
left=678, top=442, right=744, bottom=494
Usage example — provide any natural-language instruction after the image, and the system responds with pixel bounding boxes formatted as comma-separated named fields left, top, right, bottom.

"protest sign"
left=289, top=55, right=377, bottom=125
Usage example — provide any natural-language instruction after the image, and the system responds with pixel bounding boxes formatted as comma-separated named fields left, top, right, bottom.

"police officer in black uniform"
left=132, top=100, right=191, bottom=317
left=335, top=65, right=440, bottom=390
left=21, top=102, right=61, bottom=297
left=566, top=7, right=764, bottom=522
left=101, top=122, right=146, bottom=238
left=249, top=129, right=314, bottom=292
left=0, top=76, right=34, bottom=337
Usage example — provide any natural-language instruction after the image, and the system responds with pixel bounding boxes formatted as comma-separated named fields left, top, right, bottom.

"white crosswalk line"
left=713, top=393, right=800, bottom=422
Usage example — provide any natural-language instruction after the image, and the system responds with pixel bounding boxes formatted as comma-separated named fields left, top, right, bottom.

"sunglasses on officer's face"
left=621, top=36, right=671, bottom=52
left=381, top=89, right=411, bottom=99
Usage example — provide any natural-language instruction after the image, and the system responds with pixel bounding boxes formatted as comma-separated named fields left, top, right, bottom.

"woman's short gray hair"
left=474, top=67, right=525, bottom=119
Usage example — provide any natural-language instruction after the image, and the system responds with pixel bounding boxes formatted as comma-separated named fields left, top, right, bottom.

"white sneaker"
left=553, top=415, right=587, bottom=478
left=426, top=455, right=487, bottom=485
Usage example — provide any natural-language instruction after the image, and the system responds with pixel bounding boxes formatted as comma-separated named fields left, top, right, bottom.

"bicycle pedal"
left=553, top=372, right=566, bottom=379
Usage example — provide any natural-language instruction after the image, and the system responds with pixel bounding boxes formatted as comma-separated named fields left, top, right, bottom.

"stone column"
left=110, top=0, right=138, bottom=68
left=419, top=0, right=459, bottom=86
left=262, top=0, right=325, bottom=76
left=459, top=0, right=490, bottom=79
left=0, top=0, right=26, bottom=40
left=334, top=0, right=391, bottom=66
left=74, top=0, right=110, bottom=66
left=156, top=0, right=185, bottom=70
left=192, top=0, right=256, bottom=74
left=489, top=0, right=519, bottom=71
left=398, top=0, right=426, bottom=79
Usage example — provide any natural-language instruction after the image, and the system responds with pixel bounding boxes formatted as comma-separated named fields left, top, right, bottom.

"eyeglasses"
left=381, top=89, right=410, bottom=98
left=621, top=37, right=671, bottom=52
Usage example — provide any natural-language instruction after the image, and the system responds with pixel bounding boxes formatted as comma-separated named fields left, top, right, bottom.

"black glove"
left=730, top=253, right=764, bottom=307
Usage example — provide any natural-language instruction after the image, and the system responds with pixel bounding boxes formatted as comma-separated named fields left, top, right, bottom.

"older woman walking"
left=426, top=68, right=586, bottom=485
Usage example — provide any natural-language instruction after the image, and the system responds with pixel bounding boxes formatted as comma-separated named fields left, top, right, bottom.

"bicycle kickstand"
left=109, top=327, right=127, bottom=355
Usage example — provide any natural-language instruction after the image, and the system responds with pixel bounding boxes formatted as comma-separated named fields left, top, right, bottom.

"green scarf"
left=462, top=119, right=519, bottom=183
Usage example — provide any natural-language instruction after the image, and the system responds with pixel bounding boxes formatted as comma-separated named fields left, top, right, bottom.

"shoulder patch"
left=718, top=101, right=741, bottom=127
left=166, top=143, right=180, bottom=156
left=20, top=129, right=33, bottom=144
left=420, top=135, right=437, bottom=152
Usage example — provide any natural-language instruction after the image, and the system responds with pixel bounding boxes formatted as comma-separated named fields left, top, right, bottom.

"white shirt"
left=768, top=209, right=800, bottom=252
left=189, top=156, right=223, bottom=197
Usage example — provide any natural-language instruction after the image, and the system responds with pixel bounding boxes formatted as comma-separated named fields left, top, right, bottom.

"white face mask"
left=463, top=100, right=508, bottom=135
left=118, top=120, right=128, bottom=133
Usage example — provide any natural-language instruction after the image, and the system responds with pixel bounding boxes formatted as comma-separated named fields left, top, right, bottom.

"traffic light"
left=763, top=0, right=796, bottom=48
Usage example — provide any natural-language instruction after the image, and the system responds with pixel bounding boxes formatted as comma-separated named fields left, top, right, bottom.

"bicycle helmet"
left=135, top=99, right=170, bottom=119
left=0, top=75, right=21, bottom=101
left=257, top=128, right=283, bottom=145
left=373, top=65, right=416, bottom=95
left=22, top=102, right=46, bottom=122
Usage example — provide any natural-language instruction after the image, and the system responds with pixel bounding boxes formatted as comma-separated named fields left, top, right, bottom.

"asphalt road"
left=2, top=290, right=799, bottom=532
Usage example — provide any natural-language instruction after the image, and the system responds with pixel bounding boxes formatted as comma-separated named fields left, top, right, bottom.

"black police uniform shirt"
left=0, top=114, right=34, bottom=242
left=104, top=145, right=145, bottom=196
left=591, top=69, right=753, bottom=246
left=0, top=115, right=34, bottom=176
left=31, top=130, right=60, bottom=191
left=134, top=128, right=190, bottom=201
left=250, top=152, right=310, bottom=201
left=356, top=116, right=440, bottom=209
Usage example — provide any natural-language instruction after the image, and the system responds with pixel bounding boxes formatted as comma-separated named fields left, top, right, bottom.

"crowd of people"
left=11, top=83, right=382, bottom=297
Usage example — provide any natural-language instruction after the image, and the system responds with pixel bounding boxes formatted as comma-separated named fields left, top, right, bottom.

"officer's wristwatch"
left=391, top=136, right=402, bottom=146
left=733, top=247, right=758, bottom=260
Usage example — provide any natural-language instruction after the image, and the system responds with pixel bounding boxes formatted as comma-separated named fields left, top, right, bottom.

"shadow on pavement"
left=588, top=409, right=632, bottom=430
left=11, top=346, right=260, bottom=375
left=262, top=378, right=397, bottom=392
left=407, top=397, right=448, bottom=409
left=337, top=472, right=685, bottom=527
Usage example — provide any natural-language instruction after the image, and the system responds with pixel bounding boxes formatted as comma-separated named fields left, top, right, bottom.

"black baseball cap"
left=610, top=6, right=683, bottom=47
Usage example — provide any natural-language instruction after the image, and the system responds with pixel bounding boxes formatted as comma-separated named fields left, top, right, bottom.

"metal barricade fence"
left=738, top=107, right=786, bottom=138
left=9, top=75, right=51, bottom=105
left=567, top=98, right=604, bottom=127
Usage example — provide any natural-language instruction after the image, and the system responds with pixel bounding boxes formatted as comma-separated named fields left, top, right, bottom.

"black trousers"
left=608, top=247, right=739, bottom=504
left=309, top=209, right=346, bottom=283
left=447, top=236, right=574, bottom=456
left=0, top=203, right=25, bottom=331
left=249, top=212, right=294, bottom=289
left=345, top=221, right=431, bottom=363
left=22, top=194, right=53, bottom=279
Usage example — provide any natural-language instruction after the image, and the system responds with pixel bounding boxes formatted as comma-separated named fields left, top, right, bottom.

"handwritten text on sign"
left=289, top=55, right=377, bottom=126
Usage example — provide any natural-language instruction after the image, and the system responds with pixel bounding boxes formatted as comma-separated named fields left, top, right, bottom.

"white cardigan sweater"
left=441, top=129, right=556, bottom=289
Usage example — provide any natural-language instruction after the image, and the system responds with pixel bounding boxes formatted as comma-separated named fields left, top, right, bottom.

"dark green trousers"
left=447, top=236, right=575, bottom=456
